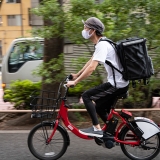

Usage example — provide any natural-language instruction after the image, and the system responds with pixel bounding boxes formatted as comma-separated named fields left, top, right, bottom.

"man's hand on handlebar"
left=65, top=74, right=78, bottom=88
left=71, top=73, right=79, bottom=80
left=66, top=80, right=76, bottom=88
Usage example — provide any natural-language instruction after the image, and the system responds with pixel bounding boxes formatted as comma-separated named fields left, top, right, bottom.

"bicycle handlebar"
left=65, top=74, right=73, bottom=81
left=30, top=75, right=74, bottom=105
left=58, top=75, right=74, bottom=100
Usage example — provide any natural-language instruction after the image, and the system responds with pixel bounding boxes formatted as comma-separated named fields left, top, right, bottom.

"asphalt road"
left=0, top=130, right=160, bottom=160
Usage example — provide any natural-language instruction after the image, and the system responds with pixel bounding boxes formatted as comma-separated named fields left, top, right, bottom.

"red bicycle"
left=28, top=75, right=160, bottom=160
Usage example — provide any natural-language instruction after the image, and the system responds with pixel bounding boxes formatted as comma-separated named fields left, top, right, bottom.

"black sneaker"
left=79, top=126, right=103, bottom=137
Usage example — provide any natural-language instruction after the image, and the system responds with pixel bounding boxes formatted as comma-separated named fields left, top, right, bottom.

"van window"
left=8, top=41, right=44, bottom=73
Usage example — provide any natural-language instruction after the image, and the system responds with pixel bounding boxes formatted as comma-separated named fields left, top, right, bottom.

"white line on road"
left=0, top=130, right=71, bottom=133
left=0, top=130, right=31, bottom=133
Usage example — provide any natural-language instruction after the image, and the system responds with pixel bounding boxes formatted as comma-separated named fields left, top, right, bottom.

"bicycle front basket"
left=30, top=90, right=59, bottom=119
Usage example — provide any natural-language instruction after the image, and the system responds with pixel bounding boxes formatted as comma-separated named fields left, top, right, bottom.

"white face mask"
left=82, top=29, right=93, bottom=39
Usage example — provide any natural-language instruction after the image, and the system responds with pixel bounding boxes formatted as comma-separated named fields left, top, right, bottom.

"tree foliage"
left=33, top=54, right=65, bottom=84
left=31, top=0, right=160, bottom=107
left=32, top=0, right=64, bottom=38
left=31, top=0, right=160, bottom=70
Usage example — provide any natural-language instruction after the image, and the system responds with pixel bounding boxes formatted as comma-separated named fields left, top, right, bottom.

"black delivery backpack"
left=100, top=37, right=154, bottom=88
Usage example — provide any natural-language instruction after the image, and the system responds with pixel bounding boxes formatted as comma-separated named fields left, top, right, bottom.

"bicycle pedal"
left=102, top=133, right=114, bottom=141
left=95, top=137, right=103, bottom=145
left=116, top=142, right=120, bottom=146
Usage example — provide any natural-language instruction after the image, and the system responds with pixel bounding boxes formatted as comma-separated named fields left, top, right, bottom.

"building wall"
left=0, top=0, right=32, bottom=56
left=30, top=0, right=43, bottom=26
left=0, top=0, right=71, bottom=56
left=0, top=0, right=89, bottom=58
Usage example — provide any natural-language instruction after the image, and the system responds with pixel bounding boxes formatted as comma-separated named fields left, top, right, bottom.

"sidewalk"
left=0, top=89, right=14, bottom=110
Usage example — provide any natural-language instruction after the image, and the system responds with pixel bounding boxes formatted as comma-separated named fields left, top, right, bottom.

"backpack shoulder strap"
left=99, top=37, right=117, bottom=46
left=99, top=37, right=125, bottom=88
left=99, top=37, right=118, bottom=56
left=100, top=38, right=122, bottom=74
left=105, top=60, right=123, bottom=75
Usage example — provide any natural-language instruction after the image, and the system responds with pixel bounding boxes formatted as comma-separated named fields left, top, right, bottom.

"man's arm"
left=71, top=56, right=93, bottom=80
left=67, top=60, right=99, bottom=87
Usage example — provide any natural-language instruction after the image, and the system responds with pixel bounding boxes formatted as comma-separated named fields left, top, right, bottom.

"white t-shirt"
left=92, top=37, right=129, bottom=88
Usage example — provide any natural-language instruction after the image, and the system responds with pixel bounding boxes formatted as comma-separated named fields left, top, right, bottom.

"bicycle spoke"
left=28, top=123, right=68, bottom=160
left=121, top=127, right=160, bottom=160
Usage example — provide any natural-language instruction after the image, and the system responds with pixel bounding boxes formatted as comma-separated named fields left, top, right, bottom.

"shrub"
left=4, top=80, right=42, bottom=109
left=121, top=77, right=160, bottom=108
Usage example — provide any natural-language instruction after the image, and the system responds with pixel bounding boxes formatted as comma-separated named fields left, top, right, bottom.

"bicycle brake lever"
left=64, top=84, right=68, bottom=89
left=65, top=75, right=73, bottom=82
left=64, top=84, right=74, bottom=88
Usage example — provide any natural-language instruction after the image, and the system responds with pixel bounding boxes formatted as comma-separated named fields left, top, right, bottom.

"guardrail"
left=0, top=108, right=160, bottom=113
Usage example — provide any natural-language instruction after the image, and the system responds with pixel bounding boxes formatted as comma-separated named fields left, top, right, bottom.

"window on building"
left=6, top=0, right=21, bottom=3
left=28, top=8, right=43, bottom=26
left=0, top=0, right=3, bottom=7
left=7, top=15, right=21, bottom=26
left=0, top=16, right=2, bottom=26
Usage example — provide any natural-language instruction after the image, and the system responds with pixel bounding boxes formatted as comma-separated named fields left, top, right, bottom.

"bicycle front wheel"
left=120, top=126, right=160, bottom=160
left=28, top=122, right=69, bottom=160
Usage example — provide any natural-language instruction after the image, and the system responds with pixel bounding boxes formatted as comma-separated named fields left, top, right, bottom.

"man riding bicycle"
left=67, top=17, right=129, bottom=138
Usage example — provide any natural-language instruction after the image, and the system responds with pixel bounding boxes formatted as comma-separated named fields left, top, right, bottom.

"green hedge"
left=4, top=80, right=41, bottom=109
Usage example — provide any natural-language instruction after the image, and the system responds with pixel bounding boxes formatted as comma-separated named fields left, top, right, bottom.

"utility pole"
left=20, top=0, right=24, bottom=37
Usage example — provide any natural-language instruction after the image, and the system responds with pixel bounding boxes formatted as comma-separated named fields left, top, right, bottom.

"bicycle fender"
left=134, top=117, right=160, bottom=140
left=52, top=121, right=70, bottom=146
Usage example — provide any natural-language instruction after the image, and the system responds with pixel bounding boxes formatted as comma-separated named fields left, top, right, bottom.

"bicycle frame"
left=45, top=76, right=140, bottom=146
left=48, top=99, right=140, bottom=146
left=29, top=76, right=160, bottom=160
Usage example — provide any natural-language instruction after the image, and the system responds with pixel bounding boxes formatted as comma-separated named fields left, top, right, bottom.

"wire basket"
left=30, top=90, right=59, bottom=119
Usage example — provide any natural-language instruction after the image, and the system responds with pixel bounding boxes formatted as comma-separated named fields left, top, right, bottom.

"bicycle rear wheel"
left=28, top=122, right=69, bottom=160
left=120, top=126, right=160, bottom=160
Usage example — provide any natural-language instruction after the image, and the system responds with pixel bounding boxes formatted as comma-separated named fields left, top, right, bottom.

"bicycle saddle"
left=117, top=91, right=128, bottom=99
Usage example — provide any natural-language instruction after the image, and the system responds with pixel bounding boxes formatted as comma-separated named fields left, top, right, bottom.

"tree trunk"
left=42, top=0, right=64, bottom=92
left=42, top=37, right=64, bottom=92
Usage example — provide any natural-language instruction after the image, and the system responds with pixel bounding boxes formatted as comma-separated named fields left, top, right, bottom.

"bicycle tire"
left=120, top=125, right=160, bottom=160
left=28, top=122, right=69, bottom=160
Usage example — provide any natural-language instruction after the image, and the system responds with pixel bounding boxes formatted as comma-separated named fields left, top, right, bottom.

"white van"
left=1, top=37, right=95, bottom=96
left=1, top=37, right=44, bottom=91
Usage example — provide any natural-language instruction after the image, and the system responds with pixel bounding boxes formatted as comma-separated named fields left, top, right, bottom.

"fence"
left=1, top=108, right=160, bottom=113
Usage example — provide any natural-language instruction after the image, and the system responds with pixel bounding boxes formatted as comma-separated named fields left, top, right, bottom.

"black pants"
left=82, top=82, right=128, bottom=125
